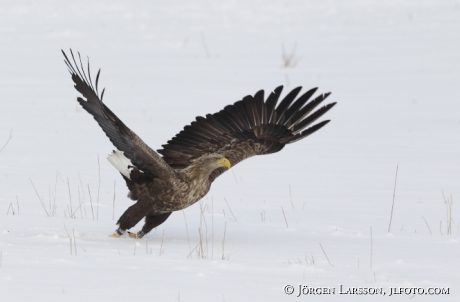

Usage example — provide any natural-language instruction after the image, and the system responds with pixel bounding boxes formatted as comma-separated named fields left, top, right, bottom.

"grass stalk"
left=388, top=165, right=399, bottom=232
left=281, top=206, right=289, bottom=228
left=319, top=243, right=332, bottom=266
left=231, top=170, right=238, bottom=183
left=67, top=178, right=74, bottom=218
left=6, top=203, right=14, bottom=215
left=78, top=173, right=87, bottom=219
left=16, top=195, right=19, bottom=215
left=423, top=217, right=432, bottom=235
left=0, top=129, right=12, bottom=153
left=282, top=42, right=301, bottom=68
left=182, top=210, right=191, bottom=255
left=112, top=180, right=116, bottom=220
left=187, top=242, right=200, bottom=259
left=29, top=179, right=50, bottom=217
left=442, top=192, right=453, bottom=235
left=201, top=31, right=211, bottom=58
left=224, top=198, right=236, bottom=222
left=159, top=230, right=165, bottom=256
left=97, top=155, right=100, bottom=220
left=88, top=184, right=94, bottom=220
left=370, top=226, right=373, bottom=269
left=198, top=228, right=203, bottom=258
left=64, top=224, right=72, bottom=255
left=222, top=222, right=227, bottom=260
left=73, top=229, right=77, bottom=255
left=77, top=186, right=83, bottom=219
left=211, top=197, right=214, bottom=260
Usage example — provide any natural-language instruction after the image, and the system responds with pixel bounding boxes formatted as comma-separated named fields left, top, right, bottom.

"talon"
left=128, top=231, right=145, bottom=239
left=110, top=229, right=124, bottom=238
left=128, top=232, right=140, bottom=239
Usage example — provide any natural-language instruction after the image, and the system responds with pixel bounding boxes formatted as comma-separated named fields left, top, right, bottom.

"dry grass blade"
left=289, top=185, right=294, bottom=209
left=0, top=130, right=12, bottom=153
left=187, top=242, right=200, bottom=259
left=88, top=184, right=94, bottom=220
left=224, top=198, right=237, bottom=222
left=73, top=229, right=77, bottom=255
left=222, top=222, right=227, bottom=260
left=282, top=42, right=302, bottom=68
left=78, top=173, right=87, bottom=219
left=319, top=243, right=332, bottom=266
left=201, top=31, right=211, bottom=58
left=211, top=198, right=214, bottom=260
left=67, top=178, right=74, bottom=218
left=370, top=226, right=373, bottom=269
left=70, top=201, right=85, bottom=218
left=63, top=224, right=73, bottom=255
left=6, top=203, right=15, bottom=215
left=16, top=196, right=20, bottom=215
left=159, top=230, right=165, bottom=256
left=97, top=155, right=101, bottom=220
left=442, top=192, right=453, bottom=235
left=112, top=180, right=116, bottom=220
left=388, top=165, right=399, bottom=232
left=281, top=206, right=289, bottom=228
left=29, top=179, right=50, bottom=217
left=423, top=217, right=432, bottom=235
left=182, top=210, right=192, bottom=255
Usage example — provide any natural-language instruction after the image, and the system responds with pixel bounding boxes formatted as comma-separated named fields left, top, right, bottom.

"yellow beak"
left=217, top=158, right=231, bottom=169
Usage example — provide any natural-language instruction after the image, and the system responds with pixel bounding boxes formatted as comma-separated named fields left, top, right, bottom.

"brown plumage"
left=62, top=50, right=336, bottom=239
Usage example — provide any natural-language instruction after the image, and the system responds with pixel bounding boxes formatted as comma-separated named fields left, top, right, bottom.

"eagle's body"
left=63, top=50, right=336, bottom=238
left=116, top=152, right=224, bottom=213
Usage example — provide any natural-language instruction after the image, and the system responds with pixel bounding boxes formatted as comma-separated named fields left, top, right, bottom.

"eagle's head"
left=199, top=154, right=231, bottom=170
left=184, top=154, right=231, bottom=181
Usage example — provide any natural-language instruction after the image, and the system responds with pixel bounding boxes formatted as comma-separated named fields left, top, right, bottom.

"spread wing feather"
left=64, top=49, right=336, bottom=183
left=158, top=86, right=336, bottom=182
left=62, top=49, right=173, bottom=180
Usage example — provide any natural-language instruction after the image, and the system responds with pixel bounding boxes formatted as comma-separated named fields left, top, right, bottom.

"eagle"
left=62, top=50, right=336, bottom=239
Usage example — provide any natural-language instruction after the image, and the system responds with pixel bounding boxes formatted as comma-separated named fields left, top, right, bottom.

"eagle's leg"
left=127, top=212, right=172, bottom=239
left=143, top=212, right=172, bottom=234
left=110, top=201, right=151, bottom=237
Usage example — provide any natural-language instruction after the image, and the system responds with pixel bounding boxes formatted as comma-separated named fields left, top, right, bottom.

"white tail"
left=107, top=150, right=133, bottom=179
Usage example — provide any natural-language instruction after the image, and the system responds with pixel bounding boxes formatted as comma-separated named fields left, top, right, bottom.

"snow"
left=1, top=0, right=459, bottom=301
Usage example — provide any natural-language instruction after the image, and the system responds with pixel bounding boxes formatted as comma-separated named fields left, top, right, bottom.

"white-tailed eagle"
left=62, top=50, right=336, bottom=238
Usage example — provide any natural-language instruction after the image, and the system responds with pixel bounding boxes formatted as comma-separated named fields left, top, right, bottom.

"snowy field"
left=1, top=1, right=459, bottom=301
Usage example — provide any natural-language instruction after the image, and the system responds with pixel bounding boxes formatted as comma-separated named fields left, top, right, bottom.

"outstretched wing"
left=158, top=86, right=336, bottom=182
left=62, top=49, right=173, bottom=179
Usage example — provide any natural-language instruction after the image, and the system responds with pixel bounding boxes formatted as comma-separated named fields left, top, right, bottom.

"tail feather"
left=107, top=150, right=133, bottom=179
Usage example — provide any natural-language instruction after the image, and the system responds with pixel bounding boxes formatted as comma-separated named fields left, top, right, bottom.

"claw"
left=110, top=229, right=125, bottom=238
left=128, top=232, right=141, bottom=239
